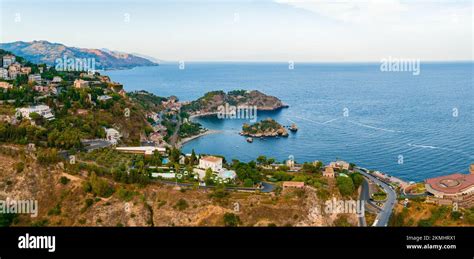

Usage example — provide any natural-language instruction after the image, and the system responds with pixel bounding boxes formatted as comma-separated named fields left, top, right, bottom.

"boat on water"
left=246, top=137, right=253, bottom=143
left=289, top=123, right=298, bottom=132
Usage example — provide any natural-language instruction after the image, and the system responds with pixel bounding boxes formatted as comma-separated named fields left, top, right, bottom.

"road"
left=81, top=139, right=113, bottom=151
left=358, top=178, right=369, bottom=226
left=355, top=167, right=397, bottom=227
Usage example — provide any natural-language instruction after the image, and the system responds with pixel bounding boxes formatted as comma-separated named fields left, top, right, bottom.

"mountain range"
left=0, top=40, right=158, bottom=69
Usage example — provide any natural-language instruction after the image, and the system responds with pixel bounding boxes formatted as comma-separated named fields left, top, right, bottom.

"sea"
left=103, top=62, right=473, bottom=182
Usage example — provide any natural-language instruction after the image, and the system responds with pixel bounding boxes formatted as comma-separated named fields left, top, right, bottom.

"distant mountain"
left=0, top=40, right=158, bottom=69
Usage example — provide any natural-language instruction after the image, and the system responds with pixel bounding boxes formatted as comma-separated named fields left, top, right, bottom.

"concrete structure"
left=74, top=79, right=89, bottom=89
left=0, top=82, right=13, bottom=90
left=323, top=166, right=335, bottom=178
left=282, top=181, right=305, bottom=189
left=20, top=67, right=32, bottom=75
left=116, top=146, right=166, bottom=156
left=2, top=55, right=16, bottom=68
left=0, top=68, right=8, bottom=79
left=7, top=65, right=20, bottom=79
left=34, top=85, right=49, bottom=93
left=105, top=128, right=121, bottom=144
left=17, top=104, right=54, bottom=120
left=52, top=76, right=63, bottom=83
left=151, top=173, right=176, bottom=179
left=28, top=74, right=42, bottom=84
left=97, top=95, right=112, bottom=101
left=425, top=173, right=474, bottom=208
left=286, top=158, right=295, bottom=168
left=199, top=156, right=223, bottom=172
left=118, top=89, right=127, bottom=97
left=329, top=160, right=350, bottom=171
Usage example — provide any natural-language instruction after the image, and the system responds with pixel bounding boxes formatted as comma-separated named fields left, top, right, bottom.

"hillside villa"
left=199, top=156, right=223, bottom=172
left=16, top=104, right=54, bottom=121
left=0, top=82, right=13, bottom=90
left=74, top=79, right=89, bottom=89
left=28, top=74, right=42, bottom=84
left=194, top=156, right=237, bottom=181
left=2, top=54, right=16, bottom=68
left=329, top=160, right=350, bottom=171
left=105, top=128, right=121, bottom=144
left=323, top=166, right=335, bottom=178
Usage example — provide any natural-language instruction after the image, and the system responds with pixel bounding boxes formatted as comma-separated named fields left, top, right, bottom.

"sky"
left=0, top=0, right=472, bottom=62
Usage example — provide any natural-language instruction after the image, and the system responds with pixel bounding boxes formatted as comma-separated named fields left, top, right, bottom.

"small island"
left=240, top=118, right=288, bottom=138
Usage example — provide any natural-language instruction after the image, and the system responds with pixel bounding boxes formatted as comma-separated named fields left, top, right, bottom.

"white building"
left=2, top=55, right=16, bottom=68
left=329, top=160, right=350, bottom=171
left=199, top=156, right=223, bottom=172
left=74, top=79, right=89, bottom=89
left=28, top=74, right=42, bottom=84
left=52, top=76, right=63, bottom=83
left=97, top=95, right=112, bottom=101
left=17, top=104, right=54, bottom=121
left=7, top=65, right=20, bottom=79
left=105, top=128, right=121, bottom=144
left=0, top=68, right=8, bottom=79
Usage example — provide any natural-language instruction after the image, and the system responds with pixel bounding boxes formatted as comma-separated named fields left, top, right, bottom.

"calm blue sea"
left=104, top=62, right=473, bottom=182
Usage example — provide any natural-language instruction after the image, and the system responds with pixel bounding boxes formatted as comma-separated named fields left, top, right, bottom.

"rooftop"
left=282, top=181, right=305, bottom=188
left=201, top=156, right=222, bottom=163
left=425, top=173, right=474, bottom=194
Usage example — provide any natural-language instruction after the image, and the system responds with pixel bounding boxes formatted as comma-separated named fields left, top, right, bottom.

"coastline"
left=188, top=112, right=218, bottom=121
left=176, top=129, right=221, bottom=148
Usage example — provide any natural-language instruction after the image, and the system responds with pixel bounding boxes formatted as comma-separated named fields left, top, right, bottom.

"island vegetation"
left=241, top=118, right=288, bottom=137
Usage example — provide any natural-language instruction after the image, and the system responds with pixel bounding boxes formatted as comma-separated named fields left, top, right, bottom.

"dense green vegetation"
left=336, top=176, right=355, bottom=196
left=179, top=121, right=202, bottom=138
left=223, top=212, right=241, bottom=226
left=241, top=118, right=284, bottom=135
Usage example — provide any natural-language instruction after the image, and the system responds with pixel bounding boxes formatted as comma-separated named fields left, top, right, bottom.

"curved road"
left=355, top=167, right=397, bottom=227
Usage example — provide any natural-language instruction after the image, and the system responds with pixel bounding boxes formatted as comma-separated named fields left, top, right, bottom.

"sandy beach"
left=176, top=129, right=221, bottom=148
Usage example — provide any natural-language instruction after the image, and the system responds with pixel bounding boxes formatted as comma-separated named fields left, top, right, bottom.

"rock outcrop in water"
left=240, top=118, right=288, bottom=137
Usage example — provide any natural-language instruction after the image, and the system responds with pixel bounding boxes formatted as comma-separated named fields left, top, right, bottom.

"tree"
left=174, top=199, right=189, bottom=211
left=256, top=155, right=267, bottom=165
left=190, top=149, right=197, bottom=165
left=267, top=158, right=275, bottom=165
left=350, top=173, right=364, bottom=189
left=88, top=172, right=115, bottom=198
left=150, top=150, right=162, bottom=166
left=336, top=176, right=355, bottom=196
left=204, top=168, right=214, bottom=185
left=302, top=162, right=319, bottom=173
left=243, top=178, right=254, bottom=187
left=223, top=213, right=241, bottom=227
left=169, top=147, right=181, bottom=163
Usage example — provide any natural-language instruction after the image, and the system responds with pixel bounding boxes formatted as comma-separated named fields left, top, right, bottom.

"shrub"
left=174, top=199, right=189, bottom=211
left=15, top=162, right=24, bottom=173
left=48, top=203, right=61, bottom=216
left=223, top=213, right=241, bottom=227
left=336, top=176, right=355, bottom=196
left=451, top=211, right=462, bottom=220
left=59, top=176, right=70, bottom=185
